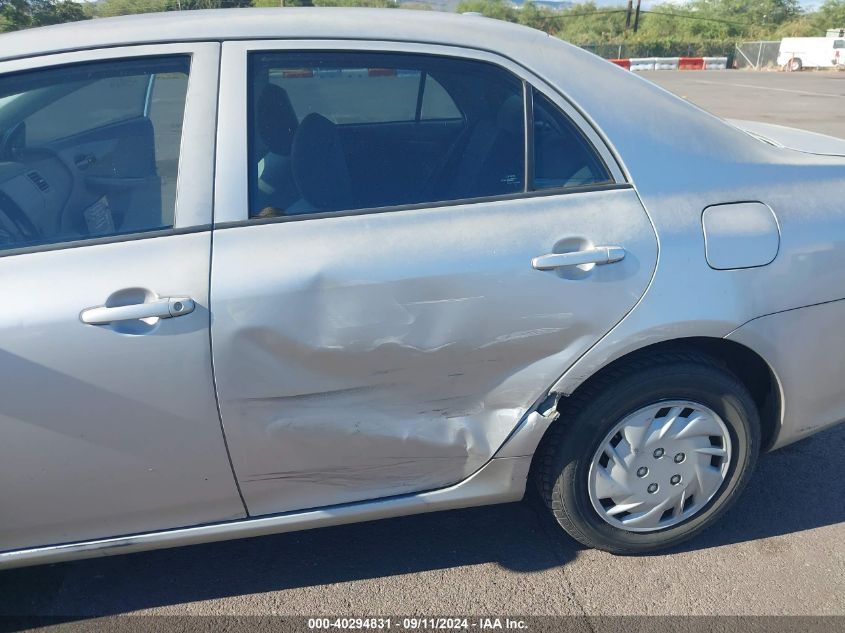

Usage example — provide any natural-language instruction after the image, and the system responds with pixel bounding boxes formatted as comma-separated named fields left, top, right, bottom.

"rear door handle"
left=531, top=246, right=626, bottom=271
left=80, top=297, right=195, bottom=325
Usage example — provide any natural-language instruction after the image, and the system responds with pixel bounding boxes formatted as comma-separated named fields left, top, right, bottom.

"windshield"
left=0, top=94, right=21, bottom=111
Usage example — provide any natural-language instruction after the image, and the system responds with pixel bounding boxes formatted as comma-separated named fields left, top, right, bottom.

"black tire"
left=789, top=57, right=803, bottom=71
left=537, top=351, right=760, bottom=554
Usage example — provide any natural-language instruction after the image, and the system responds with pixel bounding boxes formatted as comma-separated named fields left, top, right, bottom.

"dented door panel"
left=210, top=188, right=657, bottom=516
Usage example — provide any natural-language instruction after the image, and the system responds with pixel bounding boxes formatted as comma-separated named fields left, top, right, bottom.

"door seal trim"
left=0, top=225, right=212, bottom=259
left=215, top=183, right=633, bottom=231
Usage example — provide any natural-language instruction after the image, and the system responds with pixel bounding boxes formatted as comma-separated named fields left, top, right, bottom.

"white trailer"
left=778, top=37, right=845, bottom=70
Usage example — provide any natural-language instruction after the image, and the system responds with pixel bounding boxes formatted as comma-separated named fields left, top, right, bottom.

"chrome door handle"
left=80, top=297, right=195, bottom=325
left=531, top=246, right=626, bottom=271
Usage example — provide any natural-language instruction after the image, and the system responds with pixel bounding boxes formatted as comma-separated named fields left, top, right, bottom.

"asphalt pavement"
left=640, top=69, right=845, bottom=138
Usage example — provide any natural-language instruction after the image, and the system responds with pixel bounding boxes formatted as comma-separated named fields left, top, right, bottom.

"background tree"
left=311, top=0, right=397, bottom=7
left=1, top=0, right=86, bottom=31
left=91, top=0, right=252, bottom=18
left=4, top=0, right=844, bottom=55
left=455, top=0, right=517, bottom=20
left=252, top=0, right=316, bottom=7
left=813, top=0, right=845, bottom=28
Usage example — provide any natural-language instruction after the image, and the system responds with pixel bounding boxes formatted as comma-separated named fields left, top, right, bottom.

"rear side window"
left=248, top=51, right=525, bottom=217
left=531, top=89, right=611, bottom=190
left=835, top=40, right=845, bottom=49
left=0, top=56, right=190, bottom=251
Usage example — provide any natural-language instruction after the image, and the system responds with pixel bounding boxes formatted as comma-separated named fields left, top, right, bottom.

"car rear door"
left=0, top=44, right=245, bottom=552
left=211, top=41, right=658, bottom=517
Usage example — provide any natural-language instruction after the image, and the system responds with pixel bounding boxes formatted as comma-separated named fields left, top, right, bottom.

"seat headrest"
left=257, top=84, right=299, bottom=155
left=291, top=113, right=354, bottom=212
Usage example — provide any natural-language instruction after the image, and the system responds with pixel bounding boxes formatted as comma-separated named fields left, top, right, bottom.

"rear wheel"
left=538, top=351, right=760, bottom=554
left=788, top=57, right=803, bottom=71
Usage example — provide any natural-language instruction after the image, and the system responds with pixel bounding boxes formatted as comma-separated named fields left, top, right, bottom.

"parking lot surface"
left=1, top=70, right=844, bottom=622
left=640, top=69, right=845, bottom=138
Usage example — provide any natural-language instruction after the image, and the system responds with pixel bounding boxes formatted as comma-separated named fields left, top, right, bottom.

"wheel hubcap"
left=587, top=401, right=732, bottom=532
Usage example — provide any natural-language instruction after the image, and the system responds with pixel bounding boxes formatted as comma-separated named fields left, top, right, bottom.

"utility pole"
left=624, top=0, right=633, bottom=32
left=633, top=0, right=642, bottom=33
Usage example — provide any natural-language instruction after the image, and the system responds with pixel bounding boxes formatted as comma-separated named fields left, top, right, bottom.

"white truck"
left=778, top=37, right=845, bottom=70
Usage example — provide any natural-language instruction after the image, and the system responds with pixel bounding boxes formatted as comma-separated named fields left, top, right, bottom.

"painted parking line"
left=689, top=78, right=845, bottom=98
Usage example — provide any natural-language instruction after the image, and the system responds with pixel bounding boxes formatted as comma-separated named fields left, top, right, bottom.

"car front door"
left=210, top=41, right=658, bottom=517
left=0, top=44, right=245, bottom=552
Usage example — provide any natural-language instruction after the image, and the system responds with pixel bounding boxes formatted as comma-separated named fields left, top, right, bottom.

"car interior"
left=0, top=56, right=188, bottom=251
left=248, top=52, right=611, bottom=218
left=248, top=52, right=535, bottom=217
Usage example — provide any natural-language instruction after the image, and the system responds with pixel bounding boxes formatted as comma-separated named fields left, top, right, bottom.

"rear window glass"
left=268, top=64, right=461, bottom=125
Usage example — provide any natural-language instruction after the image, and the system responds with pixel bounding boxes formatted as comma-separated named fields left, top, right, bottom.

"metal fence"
left=734, top=41, right=780, bottom=70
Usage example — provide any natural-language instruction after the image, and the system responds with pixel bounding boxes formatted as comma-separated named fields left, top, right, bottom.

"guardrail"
left=610, top=56, right=728, bottom=71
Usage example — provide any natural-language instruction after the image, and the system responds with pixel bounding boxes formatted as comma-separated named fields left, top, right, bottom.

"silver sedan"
left=0, top=8, right=843, bottom=569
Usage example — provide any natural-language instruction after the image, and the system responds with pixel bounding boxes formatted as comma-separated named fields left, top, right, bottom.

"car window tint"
left=835, top=40, right=845, bottom=49
left=532, top=89, right=611, bottom=190
left=248, top=51, right=525, bottom=218
left=0, top=56, right=190, bottom=252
